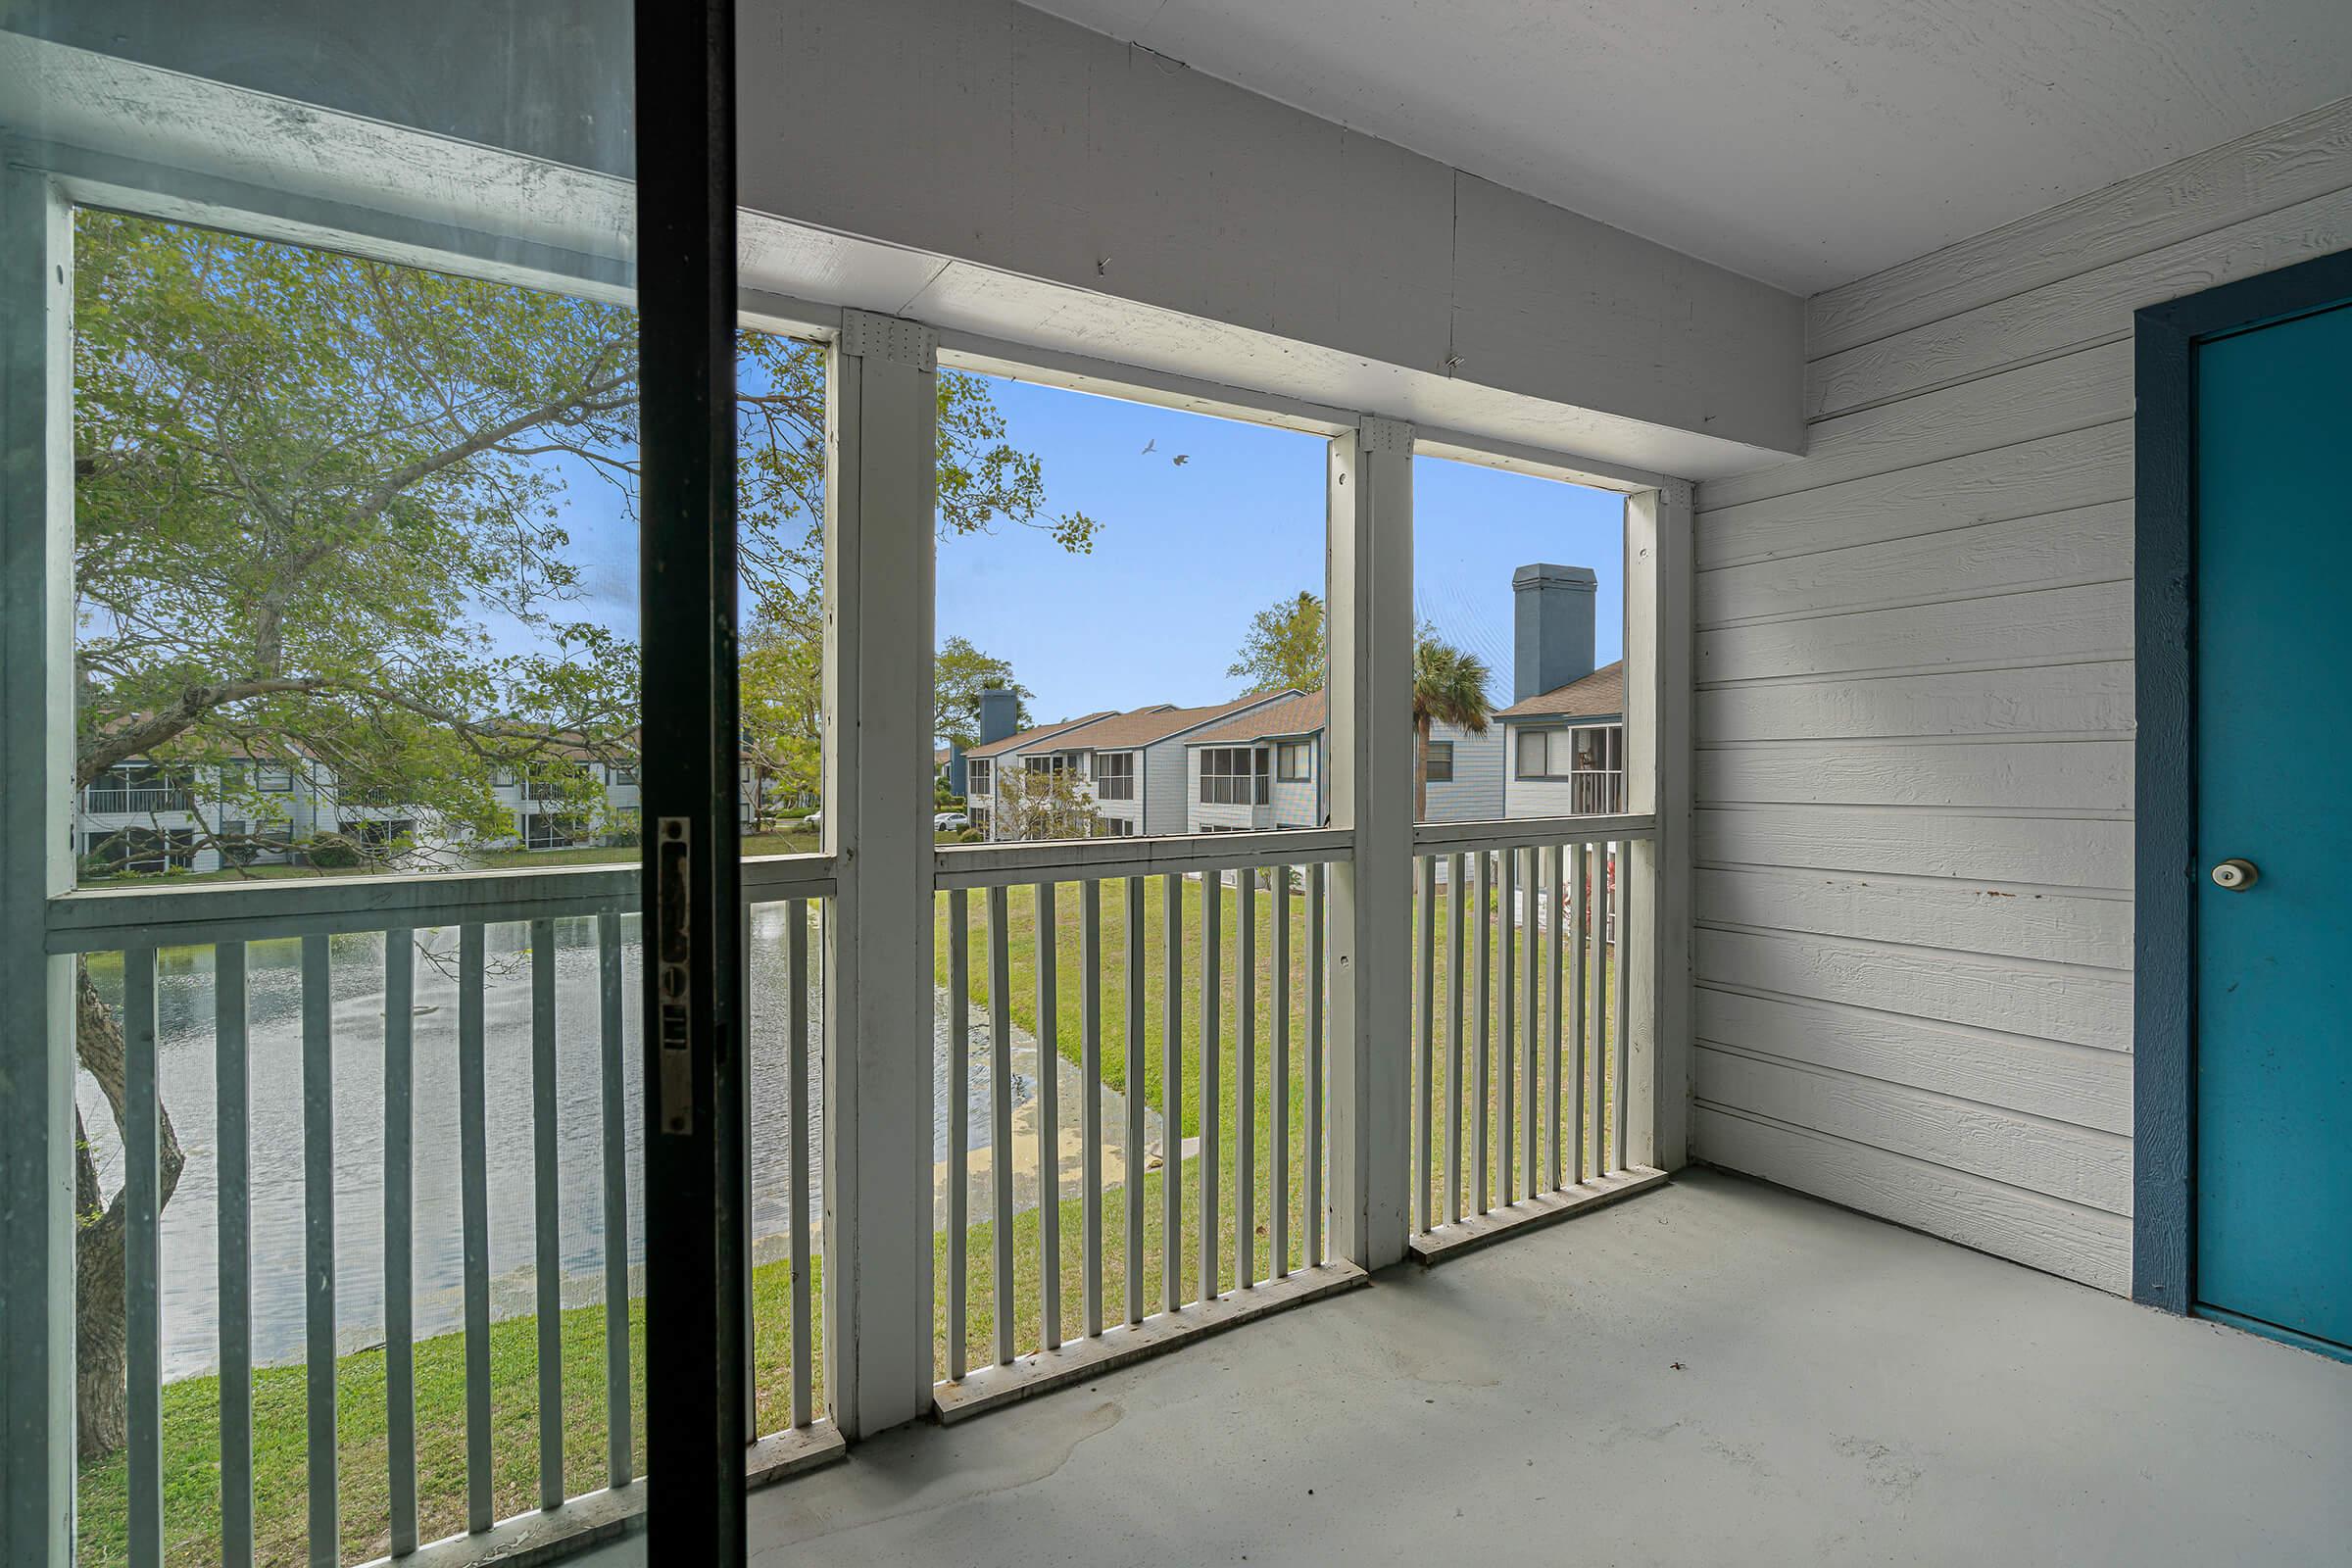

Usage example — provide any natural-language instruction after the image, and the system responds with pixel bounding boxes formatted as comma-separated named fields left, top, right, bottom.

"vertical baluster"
left=1414, top=855, right=1434, bottom=1233
left=1568, top=842, right=1589, bottom=1185
left=1161, top=872, right=1183, bottom=1313
left=1613, top=845, right=1635, bottom=1172
left=1081, top=879, right=1103, bottom=1338
left=1498, top=847, right=1517, bottom=1204
left=459, top=925, right=493, bottom=1532
left=1237, top=867, right=1257, bottom=1289
left=1446, top=852, right=1466, bottom=1226
left=124, top=948, right=162, bottom=1567
left=597, top=913, right=633, bottom=1476
left=384, top=932, right=418, bottom=1552
left=529, top=919, right=563, bottom=1508
left=1036, top=882, right=1061, bottom=1351
left=1124, top=874, right=1148, bottom=1320
left=1584, top=844, right=1605, bottom=1182
left=1521, top=849, right=1540, bottom=1201
left=302, top=935, right=338, bottom=1563
left=1306, top=862, right=1325, bottom=1267
left=947, top=892, right=969, bottom=1382
left=217, top=943, right=255, bottom=1568
left=787, top=903, right=813, bottom=1429
left=1199, top=872, right=1221, bottom=1302
left=1473, top=851, right=1492, bottom=1215
left=1271, top=865, right=1292, bottom=1279
left=1546, top=847, right=1565, bottom=1195
left=988, top=885, right=1015, bottom=1365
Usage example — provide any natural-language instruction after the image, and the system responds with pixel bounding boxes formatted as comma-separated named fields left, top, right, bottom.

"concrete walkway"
left=586, top=1167, right=2352, bottom=1566
left=930, top=999, right=1185, bottom=1233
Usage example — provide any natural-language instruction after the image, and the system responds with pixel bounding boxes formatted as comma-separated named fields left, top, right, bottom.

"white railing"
left=48, top=854, right=834, bottom=1567
left=929, top=826, right=1359, bottom=1418
left=1407, top=815, right=1661, bottom=1254
left=82, top=786, right=197, bottom=813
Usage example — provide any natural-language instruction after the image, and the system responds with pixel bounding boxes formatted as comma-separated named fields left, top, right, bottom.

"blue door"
left=2193, top=299, right=2352, bottom=1355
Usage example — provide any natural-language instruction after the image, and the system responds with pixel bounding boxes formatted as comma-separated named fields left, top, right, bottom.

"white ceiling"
left=1024, top=0, right=2352, bottom=295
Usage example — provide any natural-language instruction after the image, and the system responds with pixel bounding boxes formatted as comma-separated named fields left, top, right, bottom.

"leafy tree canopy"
left=936, top=636, right=1033, bottom=751
left=1225, top=589, right=1325, bottom=694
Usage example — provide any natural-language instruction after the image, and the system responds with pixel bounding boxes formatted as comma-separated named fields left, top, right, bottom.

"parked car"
left=934, top=810, right=968, bottom=831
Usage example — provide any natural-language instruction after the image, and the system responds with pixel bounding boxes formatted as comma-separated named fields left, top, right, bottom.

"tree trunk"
left=1414, top=713, right=1431, bottom=824
left=74, top=959, right=186, bottom=1459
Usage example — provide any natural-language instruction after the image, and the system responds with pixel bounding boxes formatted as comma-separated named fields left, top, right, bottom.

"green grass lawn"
left=930, top=869, right=1621, bottom=1377
left=75, top=1256, right=823, bottom=1568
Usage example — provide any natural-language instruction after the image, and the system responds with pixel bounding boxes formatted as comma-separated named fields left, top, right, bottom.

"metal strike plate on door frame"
left=657, top=815, right=694, bottom=1133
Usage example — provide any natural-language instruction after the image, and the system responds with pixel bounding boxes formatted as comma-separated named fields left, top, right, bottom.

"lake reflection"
left=78, top=906, right=1013, bottom=1380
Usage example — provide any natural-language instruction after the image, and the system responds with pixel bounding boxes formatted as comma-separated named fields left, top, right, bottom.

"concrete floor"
left=588, top=1168, right=2352, bottom=1566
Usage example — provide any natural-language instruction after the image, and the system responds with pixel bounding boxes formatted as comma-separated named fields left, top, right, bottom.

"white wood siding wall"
left=1421, top=721, right=1504, bottom=822
left=1141, top=736, right=1192, bottom=837
left=1689, top=98, right=2352, bottom=1297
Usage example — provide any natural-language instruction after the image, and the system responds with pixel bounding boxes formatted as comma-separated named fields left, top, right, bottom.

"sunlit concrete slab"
left=583, top=1166, right=2352, bottom=1566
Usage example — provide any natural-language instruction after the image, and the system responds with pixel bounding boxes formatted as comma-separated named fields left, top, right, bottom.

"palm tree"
left=1412, top=628, right=1494, bottom=821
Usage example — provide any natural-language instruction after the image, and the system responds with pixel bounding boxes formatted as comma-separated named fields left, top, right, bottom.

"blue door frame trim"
left=2132, top=245, right=2352, bottom=1313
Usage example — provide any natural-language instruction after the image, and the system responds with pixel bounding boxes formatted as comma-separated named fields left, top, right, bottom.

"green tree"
left=935, top=636, right=1032, bottom=751
left=1225, top=590, right=1325, bottom=693
left=1412, top=626, right=1494, bottom=822
left=68, top=208, right=1096, bottom=1454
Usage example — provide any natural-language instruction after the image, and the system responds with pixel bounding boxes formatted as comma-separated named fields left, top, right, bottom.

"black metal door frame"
left=635, top=1, right=748, bottom=1557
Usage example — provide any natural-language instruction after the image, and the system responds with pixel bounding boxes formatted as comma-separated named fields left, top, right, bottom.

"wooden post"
left=822, top=309, right=939, bottom=1436
left=1325, top=416, right=1414, bottom=1270
left=0, top=166, right=78, bottom=1568
left=1623, top=481, right=1692, bottom=1171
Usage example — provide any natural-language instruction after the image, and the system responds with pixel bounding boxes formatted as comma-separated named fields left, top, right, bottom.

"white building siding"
left=1688, top=99, right=2352, bottom=1298
left=1268, top=737, right=1320, bottom=828
left=1421, top=720, right=1503, bottom=822
left=1140, top=736, right=1193, bottom=836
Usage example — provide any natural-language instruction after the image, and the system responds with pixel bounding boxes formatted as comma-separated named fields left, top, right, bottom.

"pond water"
left=78, top=906, right=1029, bottom=1380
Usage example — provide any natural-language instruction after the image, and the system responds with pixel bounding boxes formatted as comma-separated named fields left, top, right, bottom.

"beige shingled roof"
left=1053, top=693, right=1293, bottom=750
left=963, top=710, right=1117, bottom=760
left=1185, top=689, right=1327, bottom=745
left=1494, top=661, right=1625, bottom=721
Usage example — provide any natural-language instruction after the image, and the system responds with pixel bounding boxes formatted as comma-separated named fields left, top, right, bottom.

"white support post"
left=0, top=167, right=77, bottom=1568
left=1623, top=481, right=1693, bottom=1171
left=1325, top=416, right=1414, bottom=1270
left=822, top=310, right=940, bottom=1436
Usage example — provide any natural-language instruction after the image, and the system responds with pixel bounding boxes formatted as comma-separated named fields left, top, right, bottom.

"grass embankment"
left=75, top=1259, right=823, bottom=1568
left=929, top=871, right=1618, bottom=1378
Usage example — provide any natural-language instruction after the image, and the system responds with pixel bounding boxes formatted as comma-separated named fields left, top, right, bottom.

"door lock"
left=2210, top=858, right=2259, bottom=891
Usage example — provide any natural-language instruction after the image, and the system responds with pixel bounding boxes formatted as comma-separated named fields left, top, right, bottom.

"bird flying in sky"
left=1172, top=454, right=1190, bottom=466
left=1140, top=438, right=1157, bottom=456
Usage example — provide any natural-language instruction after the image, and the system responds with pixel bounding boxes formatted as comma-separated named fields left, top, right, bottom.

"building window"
left=1199, top=747, right=1257, bottom=806
left=523, top=812, right=593, bottom=851
left=1024, top=753, right=1073, bottom=777
left=82, top=827, right=196, bottom=874
left=1096, top=751, right=1136, bottom=801
left=610, top=762, right=640, bottom=786
left=1515, top=723, right=1627, bottom=813
left=1255, top=747, right=1270, bottom=805
left=966, top=759, right=992, bottom=799
left=1277, top=741, right=1311, bottom=783
left=1423, top=741, right=1454, bottom=784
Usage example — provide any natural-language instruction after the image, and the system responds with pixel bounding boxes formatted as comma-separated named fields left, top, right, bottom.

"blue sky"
left=941, top=374, right=1626, bottom=722
left=492, top=368, right=1626, bottom=726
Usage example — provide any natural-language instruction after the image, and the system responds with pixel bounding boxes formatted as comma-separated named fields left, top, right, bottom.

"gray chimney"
left=977, top=687, right=1020, bottom=745
left=1512, top=564, right=1597, bottom=704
